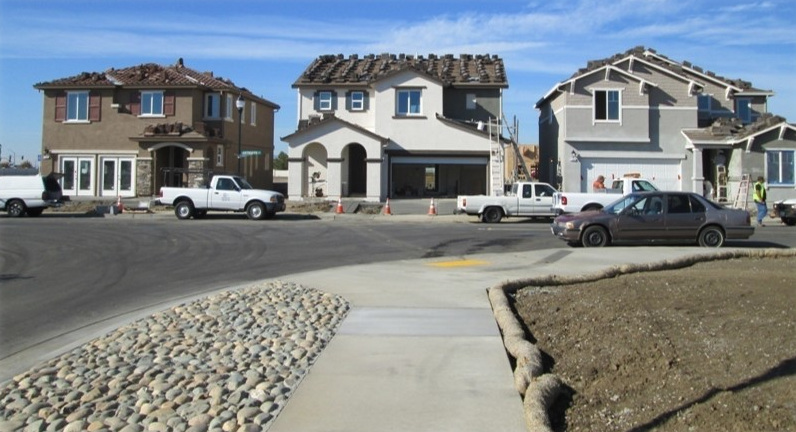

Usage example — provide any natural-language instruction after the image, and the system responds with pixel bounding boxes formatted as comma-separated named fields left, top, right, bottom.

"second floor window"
left=67, top=91, right=89, bottom=121
left=141, top=91, right=164, bottom=116
left=350, top=92, right=364, bottom=111
left=250, top=102, right=257, bottom=125
left=397, top=89, right=421, bottom=116
left=225, top=95, right=233, bottom=120
left=319, top=91, right=333, bottom=111
left=205, top=93, right=220, bottom=119
left=594, top=89, right=620, bottom=121
left=736, top=98, right=752, bottom=123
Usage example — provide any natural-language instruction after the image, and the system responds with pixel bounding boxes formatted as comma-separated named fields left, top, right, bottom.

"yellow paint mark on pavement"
left=428, top=259, right=489, bottom=268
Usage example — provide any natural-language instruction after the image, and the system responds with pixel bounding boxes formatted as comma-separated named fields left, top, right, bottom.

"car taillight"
left=158, top=188, right=163, bottom=198
left=561, top=196, right=568, bottom=205
left=462, top=198, right=467, bottom=207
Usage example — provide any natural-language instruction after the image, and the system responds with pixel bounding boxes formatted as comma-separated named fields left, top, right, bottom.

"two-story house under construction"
left=282, top=53, right=509, bottom=201
left=535, top=46, right=787, bottom=203
left=34, top=59, right=280, bottom=198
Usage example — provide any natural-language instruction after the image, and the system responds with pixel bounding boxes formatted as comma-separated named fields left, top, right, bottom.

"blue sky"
left=1, top=0, right=794, bottom=165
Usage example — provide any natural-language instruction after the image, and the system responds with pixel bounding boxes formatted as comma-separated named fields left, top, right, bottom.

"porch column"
left=137, top=157, right=153, bottom=196
left=691, top=147, right=704, bottom=195
left=327, top=158, right=343, bottom=199
left=366, top=158, right=383, bottom=202
left=287, top=157, right=304, bottom=200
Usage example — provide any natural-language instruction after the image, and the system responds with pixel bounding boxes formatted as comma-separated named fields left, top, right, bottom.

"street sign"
left=239, top=150, right=263, bottom=158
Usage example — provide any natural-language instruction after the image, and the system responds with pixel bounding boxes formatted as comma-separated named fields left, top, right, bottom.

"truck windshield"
left=234, top=177, right=254, bottom=190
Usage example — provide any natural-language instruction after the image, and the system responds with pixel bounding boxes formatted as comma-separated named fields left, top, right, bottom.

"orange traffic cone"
left=335, top=197, right=344, bottom=214
left=383, top=198, right=392, bottom=215
left=427, top=197, right=437, bottom=216
left=116, top=195, right=124, bottom=214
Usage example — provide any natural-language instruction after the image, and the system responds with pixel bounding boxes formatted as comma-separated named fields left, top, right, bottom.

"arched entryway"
left=303, top=143, right=328, bottom=197
left=343, top=143, right=367, bottom=197
left=151, top=144, right=190, bottom=191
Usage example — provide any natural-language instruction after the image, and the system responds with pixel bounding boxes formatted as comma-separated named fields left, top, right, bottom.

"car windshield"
left=603, top=193, right=644, bottom=214
left=234, top=177, right=254, bottom=190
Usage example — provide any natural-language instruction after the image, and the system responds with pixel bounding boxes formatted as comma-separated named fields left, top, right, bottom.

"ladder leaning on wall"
left=733, top=174, right=751, bottom=209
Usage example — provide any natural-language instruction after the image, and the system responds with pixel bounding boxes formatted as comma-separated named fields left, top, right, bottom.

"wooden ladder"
left=733, top=174, right=750, bottom=209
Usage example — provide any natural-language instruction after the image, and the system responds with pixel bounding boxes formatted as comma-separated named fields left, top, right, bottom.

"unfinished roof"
left=293, top=53, right=508, bottom=88
left=33, top=58, right=279, bottom=108
left=682, top=114, right=792, bottom=144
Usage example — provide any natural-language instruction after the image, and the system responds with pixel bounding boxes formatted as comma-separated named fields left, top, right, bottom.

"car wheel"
left=26, top=208, right=44, bottom=217
left=783, top=217, right=796, bottom=226
left=247, top=202, right=265, bottom=220
left=482, top=207, right=503, bottom=223
left=174, top=201, right=194, bottom=220
left=698, top=226, right=725, bottom=247
left=581, top=225, right=609, bottom=247
left=6, top=200, right=26, bottom=217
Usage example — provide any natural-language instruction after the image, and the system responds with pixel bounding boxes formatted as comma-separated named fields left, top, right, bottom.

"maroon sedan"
left=551, top=191, right=754, bottom=247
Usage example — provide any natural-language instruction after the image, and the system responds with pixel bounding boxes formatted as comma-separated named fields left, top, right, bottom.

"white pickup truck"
left=456, top=182, right=558, bottom=223
left=157, top=174, right=285, bottom=220
left=552, top=177, right=658, bottom=214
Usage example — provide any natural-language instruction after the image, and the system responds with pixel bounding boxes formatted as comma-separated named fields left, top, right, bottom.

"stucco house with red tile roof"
left=34, top=59, right=279, bottom=198
left=282, top=53, right=508, bottom=201
left=536, top=46, right=794, bottom=205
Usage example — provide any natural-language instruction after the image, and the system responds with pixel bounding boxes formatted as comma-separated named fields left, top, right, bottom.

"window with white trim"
left=66, top=91, right=89, bottom=121
left=350, top=92, right=364, bottom=111
left=396, top=89, right=421, bottom=116
left=766, top=150, right=795, bottom=186
left=250, top=102, right=256, bottom=125
left=205, top=93, right=220, bottom=119
left=140, top=91, right=164, bottom=116
left=319, top=91, right=333, bottom=111
left=216, top=145, right=224, bottom=167
left=697, top=94, right=712, bottom=112
left=225, top=94, right=233, bottom=120
left=594, top=89, right=620, bottom=121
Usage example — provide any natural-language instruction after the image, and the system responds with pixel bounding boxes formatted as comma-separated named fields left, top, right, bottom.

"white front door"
left=100, top=157, right=135, bottom=197
left=60, top=157, right=95, bottom=196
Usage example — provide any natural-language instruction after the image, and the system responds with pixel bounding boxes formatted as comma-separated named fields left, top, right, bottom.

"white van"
left=0, top=169, right=65, bottom=217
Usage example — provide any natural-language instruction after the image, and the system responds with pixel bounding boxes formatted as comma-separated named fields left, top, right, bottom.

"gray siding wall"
left=443, top=88, right=501, bottom=122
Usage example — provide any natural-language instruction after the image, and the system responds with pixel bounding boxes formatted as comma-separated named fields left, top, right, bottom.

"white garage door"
left=581, top=158, right=682, bottom=191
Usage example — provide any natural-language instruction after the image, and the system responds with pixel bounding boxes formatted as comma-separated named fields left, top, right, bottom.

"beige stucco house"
left=282, top=53, right=509, bottom=201
left=34, top=59, right=280, bottom=198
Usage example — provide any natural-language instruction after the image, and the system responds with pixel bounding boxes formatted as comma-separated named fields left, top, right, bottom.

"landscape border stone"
left=487, top=247, right=796, bottom=432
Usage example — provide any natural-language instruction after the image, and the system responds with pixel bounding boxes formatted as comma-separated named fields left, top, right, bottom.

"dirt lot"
left=512, top=256, right=795, bottom=431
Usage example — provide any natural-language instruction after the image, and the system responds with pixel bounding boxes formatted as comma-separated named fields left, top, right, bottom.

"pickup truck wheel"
left=174, top=201, right=194, bottom=220
left=6, top=200, right=26, bottom=217
left=698, top=226, right=725, bottom=248
left=581, top=226, right=609, bottom=247
left=247, top=202, right=266, bottom=220
left=482, top=207, right=503, bottom=223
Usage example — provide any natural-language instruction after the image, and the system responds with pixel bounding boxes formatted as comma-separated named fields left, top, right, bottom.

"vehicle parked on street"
left=552, top=176, right=658, bottom=214
left=773, top=199, right=796, bottom=226
left=0, top=169, right=65, bottom=217
left=157, top=174, right=285, bottom=220
left=550, top=191, right=754, bottom=248
left=456, top=181, right=557, bottom=223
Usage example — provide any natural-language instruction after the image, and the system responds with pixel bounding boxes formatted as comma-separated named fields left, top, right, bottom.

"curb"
left=487, top=248, right=796, bottom=431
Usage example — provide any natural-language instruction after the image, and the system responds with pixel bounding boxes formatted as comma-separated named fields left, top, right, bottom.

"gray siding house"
left=535, top=46, right=792, bottom=206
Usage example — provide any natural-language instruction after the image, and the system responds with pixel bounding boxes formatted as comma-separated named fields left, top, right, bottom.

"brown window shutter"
left=164, top=92, right=175, bottom=116
left=129, top=92, right=141, bottom=115
left=89, top=92, right=101, bottom=121
left=55, top=92, right=66, bottom=122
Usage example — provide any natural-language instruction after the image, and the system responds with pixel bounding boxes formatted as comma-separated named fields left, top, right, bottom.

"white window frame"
left=216, top=145, right=224, bottom=167
left=396, top=89, right=422, bottom=116
left=593, top=89, right=621, bottom=123
left=766, top=149, right=795, bottom=186
left=204, top=93, right=220, bottom=119
left=350, top=91, right=364, bottom=111
left=66, top=91, right=89, bottom=122
left=250, top=102, right=256, bottom=125
left=466, top=93, right=477, bottom=110
left=225, top=94, right=233, bottom=121
left=319, top=91, right=333, bottom=111
left=139, top=91, right=164, bottom=117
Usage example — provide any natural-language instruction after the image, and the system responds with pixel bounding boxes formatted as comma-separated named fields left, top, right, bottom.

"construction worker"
left=753, top=176, right=767, bottom=226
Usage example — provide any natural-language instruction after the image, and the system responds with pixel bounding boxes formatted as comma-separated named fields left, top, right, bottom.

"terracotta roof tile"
left=293, top=53, right=508, bottom=88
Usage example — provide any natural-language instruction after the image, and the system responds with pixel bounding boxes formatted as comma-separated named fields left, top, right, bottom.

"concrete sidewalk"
left=268, top=246, right=711, bottom=431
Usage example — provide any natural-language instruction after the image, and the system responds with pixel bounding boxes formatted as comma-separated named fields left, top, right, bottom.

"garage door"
left=581, top=158, right=682, bottom=191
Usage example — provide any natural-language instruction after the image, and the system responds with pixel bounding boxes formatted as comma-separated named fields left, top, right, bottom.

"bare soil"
left=512, top=256, right=796, bottom=431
